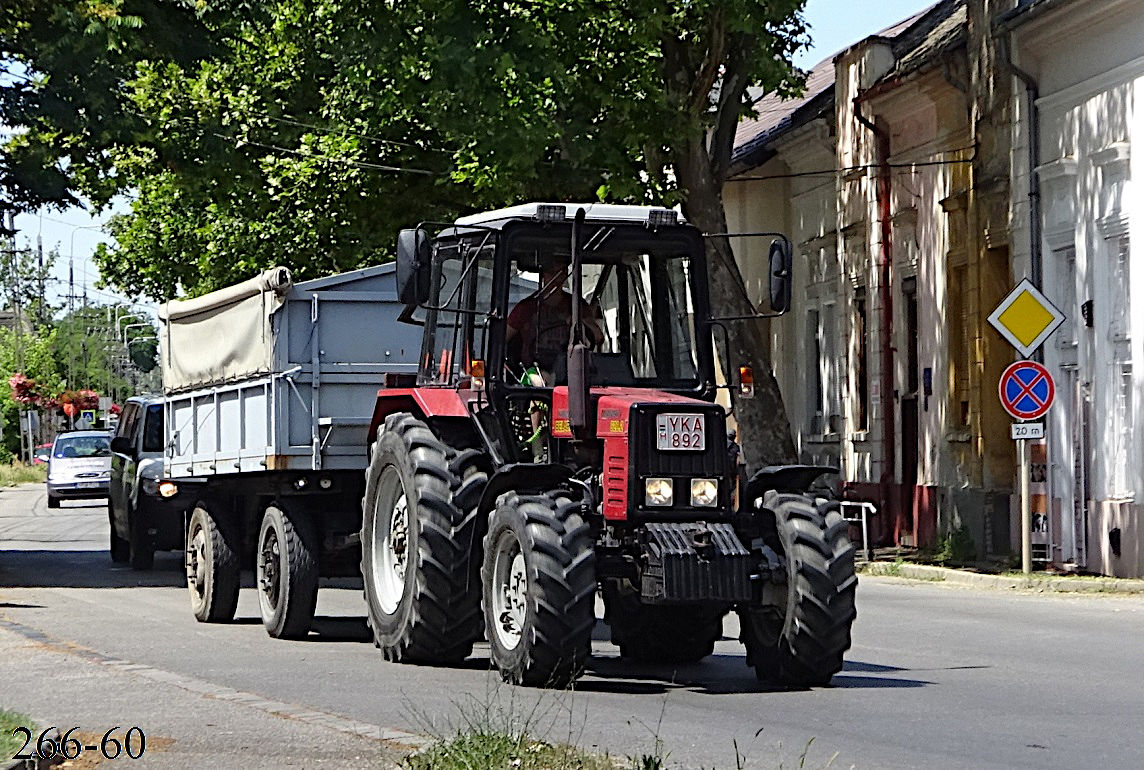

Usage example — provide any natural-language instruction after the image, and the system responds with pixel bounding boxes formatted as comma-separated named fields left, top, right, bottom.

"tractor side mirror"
left=396, top=228, right=432, bottom=306
left=768, top=239, right=792, bottom=314
left=110, top=435, right=134, bottom=457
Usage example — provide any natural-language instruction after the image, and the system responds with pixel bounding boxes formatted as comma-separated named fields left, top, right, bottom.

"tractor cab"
left=393, top=202, right=719, bottom=470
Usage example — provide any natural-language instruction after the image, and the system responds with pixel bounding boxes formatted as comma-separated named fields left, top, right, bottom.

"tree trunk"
left=673, top=137, right=797, bottom=472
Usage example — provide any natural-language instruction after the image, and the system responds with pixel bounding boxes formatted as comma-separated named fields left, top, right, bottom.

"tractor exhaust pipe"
left=567, top=208, right=591, bottom=438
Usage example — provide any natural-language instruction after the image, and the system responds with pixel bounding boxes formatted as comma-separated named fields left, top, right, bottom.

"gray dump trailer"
left=160, top=264, right=420, bottom=637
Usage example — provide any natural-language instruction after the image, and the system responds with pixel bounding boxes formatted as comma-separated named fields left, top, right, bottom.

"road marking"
left=0, top=615, right=430, bottom=749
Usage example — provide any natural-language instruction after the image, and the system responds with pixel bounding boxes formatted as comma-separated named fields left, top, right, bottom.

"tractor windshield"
left=506, top=229, right=703, bottom=389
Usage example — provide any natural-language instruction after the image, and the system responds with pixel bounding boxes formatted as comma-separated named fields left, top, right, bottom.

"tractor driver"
left=506, top=257, right=604, bottom=385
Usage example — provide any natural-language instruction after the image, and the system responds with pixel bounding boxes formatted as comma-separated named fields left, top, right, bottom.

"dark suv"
left=109, top=396, right=191, bottom=569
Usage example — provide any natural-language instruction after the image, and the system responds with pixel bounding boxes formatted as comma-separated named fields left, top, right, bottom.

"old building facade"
left=723, top=0, right=1144, bottom=577
left=1004, top=0, right=1144, bottom=576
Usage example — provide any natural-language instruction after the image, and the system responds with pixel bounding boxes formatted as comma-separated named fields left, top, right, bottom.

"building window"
left=948, top=264, right=970, bottom=427
left=805, top=303, right=841, bottom=435
left=1054, top=247, right=1078, bottom=352
left=855, top=287, right=869, bottom=431
left=1109, top=237, right=1133, bottom=500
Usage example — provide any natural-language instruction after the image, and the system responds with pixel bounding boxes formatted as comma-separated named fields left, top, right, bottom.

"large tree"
left=2, top=0, right=807, bottom=466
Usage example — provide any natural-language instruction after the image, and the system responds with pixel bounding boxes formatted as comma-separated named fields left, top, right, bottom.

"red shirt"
left=507, top=291, right=593, bottom=367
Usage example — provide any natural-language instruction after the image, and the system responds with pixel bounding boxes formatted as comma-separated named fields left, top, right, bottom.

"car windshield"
left=54, top=435, right=110, bottom=458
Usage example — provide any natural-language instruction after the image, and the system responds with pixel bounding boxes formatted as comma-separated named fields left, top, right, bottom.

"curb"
left=861, top=562, right=1144, bottom=594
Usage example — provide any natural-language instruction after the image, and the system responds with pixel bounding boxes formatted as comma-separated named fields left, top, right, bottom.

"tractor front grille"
left=628, top=404, right=729, bottom=517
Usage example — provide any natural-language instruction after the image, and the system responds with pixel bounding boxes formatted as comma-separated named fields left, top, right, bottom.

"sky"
left=10, top=0, right=935, bottom=313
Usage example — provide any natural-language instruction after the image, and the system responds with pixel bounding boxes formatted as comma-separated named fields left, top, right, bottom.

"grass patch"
left=404, top=731, right=625, bottom=770
left=0, top=462, right=46, bottom=487
left=0, top=709, right=34, bottom=758
left=859, top=560, right=945, bottom=581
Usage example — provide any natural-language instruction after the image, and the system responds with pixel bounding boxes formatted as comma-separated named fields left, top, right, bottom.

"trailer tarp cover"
left=159, top=267, right=293, bottom=392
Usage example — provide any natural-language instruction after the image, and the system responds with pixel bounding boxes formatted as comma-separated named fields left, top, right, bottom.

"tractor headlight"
left=644, top=478, right=673, bottom=507
left=141, top=478, right=160, bottom=496
left=158, top=480, right=179, bottom=498
left=690, top=478, right=718, bottom=507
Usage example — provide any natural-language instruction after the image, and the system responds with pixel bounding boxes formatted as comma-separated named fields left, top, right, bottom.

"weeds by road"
left=403, top=731, right=626, bottom=770
left=0, top=709, right=33, bottom=757
left=0, top=463, right=45, bottom=487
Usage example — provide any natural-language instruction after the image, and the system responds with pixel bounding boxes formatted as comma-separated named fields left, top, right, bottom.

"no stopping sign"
left=999, top=360, right=1054, bottom=420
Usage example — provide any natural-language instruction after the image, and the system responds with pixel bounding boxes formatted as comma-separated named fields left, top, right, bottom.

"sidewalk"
left=861, top=561, right=1144, bottom=594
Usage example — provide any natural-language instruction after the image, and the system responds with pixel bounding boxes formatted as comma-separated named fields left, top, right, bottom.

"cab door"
left=109, top=403, right=140, bottom=526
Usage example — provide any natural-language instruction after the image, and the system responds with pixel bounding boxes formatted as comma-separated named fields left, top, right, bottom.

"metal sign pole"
left=1019, top=437, right=1032, bottom=574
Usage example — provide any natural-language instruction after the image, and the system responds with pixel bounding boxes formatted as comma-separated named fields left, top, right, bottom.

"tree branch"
left=709, top=33, right=754, bottom=184
left=687, top=6, right=725, bottom=115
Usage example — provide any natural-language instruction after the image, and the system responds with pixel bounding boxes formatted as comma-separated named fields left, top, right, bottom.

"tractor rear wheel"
left=739, top=494, right=856, bottom=687
left=360, top=413, right=487, bottom=663
left=482, top=491, right=595, bottom=687
left=603, top=581, right=726, bottom=664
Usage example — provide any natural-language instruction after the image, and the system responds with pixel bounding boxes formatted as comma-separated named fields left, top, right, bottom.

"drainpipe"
left=854, top=98, right=897, bottom=526
left=1000, top=35, right=1043, bottom=289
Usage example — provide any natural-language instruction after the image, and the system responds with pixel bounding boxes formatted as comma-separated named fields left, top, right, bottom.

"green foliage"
left=4, top=0, right=808, bottom=301
left=0, top=710, right=34, bottom=757
left=935, top=525, right=977, bottom=565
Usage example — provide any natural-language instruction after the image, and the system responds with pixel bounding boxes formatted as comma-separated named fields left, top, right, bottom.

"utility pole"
left=37, top=235, right=45, bottom=325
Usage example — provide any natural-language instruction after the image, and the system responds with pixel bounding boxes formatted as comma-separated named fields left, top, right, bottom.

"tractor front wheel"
left=482, top=491, right=595, bottom=687
left=739, top=494, right=857, bottom=687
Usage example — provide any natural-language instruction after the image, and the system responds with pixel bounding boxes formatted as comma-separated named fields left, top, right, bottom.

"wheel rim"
left=372, top=467, right=410, bottom=615
left=187, top=523, right=207, bottom=601
left=491, top=532, right=527, bottom=651
left=259, top=525, right=281, bottom=610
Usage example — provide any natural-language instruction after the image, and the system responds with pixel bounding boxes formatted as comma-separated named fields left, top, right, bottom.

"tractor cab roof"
left=453, top=203, right=686, bottom=230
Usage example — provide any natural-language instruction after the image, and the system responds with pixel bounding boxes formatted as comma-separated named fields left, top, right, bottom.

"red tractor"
left=361, top=203, right=856, bottom=687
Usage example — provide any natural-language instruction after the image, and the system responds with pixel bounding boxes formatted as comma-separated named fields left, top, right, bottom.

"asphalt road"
left=3, top=483, right=1143, bottom=769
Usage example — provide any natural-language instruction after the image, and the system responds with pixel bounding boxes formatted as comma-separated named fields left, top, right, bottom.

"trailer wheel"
left=108, top=503, right=129, bottom=563
left=128, top=504, right=155, bottom=571
left=603, top=581, right=726, bottom=664
left=482, top=491, right=595, bottom=687
left=257, top=504, right=319, bottom=639
left=739, top=494, right=856, bottom=687
left=361, top=413, right=487, bottom=663
left=186, top=503, right=240, bottom=623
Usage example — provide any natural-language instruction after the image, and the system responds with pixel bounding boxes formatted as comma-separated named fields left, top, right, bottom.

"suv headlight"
left=690, top=478, right=718, bottom=507
left=644, top=478, right=673, bottom=507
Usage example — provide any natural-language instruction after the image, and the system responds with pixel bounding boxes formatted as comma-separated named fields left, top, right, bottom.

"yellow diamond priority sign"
left=988, top=278, right=1066, bottom=357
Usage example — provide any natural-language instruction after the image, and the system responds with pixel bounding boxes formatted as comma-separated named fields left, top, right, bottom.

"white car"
left=46, top=431, right=112, bottom=508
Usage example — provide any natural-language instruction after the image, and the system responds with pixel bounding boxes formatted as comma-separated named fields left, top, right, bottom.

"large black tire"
left=482, top=491, right=596, bottom=687
left=257, top=503, right=319, bottom=639
left=128, top=504, right=155, bottom=571
left=108, top=504, right=129, bottom=563
left=186, top=503, right=241, bottom=623
left=603, top=581, right=726, bottom=664
left=360, top=413, right=488, bottom=663
left=739, top=494, right=857, bottom=687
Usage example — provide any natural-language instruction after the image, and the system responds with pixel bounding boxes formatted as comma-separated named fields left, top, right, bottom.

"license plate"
left=77, top=482, right=102, bottom=489
left=656, top=413, right=706, bottom=451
